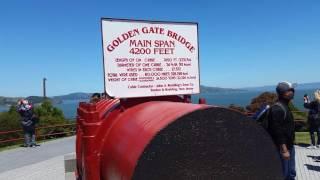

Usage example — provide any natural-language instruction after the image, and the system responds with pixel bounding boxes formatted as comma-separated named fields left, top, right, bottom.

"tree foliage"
left=33, top=100, right=65, bottom=125
left=228, top=104, right=246, bottom=113
left=245, top=92, right=308, bottom=131
left=246, top=92, right=278, bottom=112
left=0, top=105, right=20, bottom=131
left=0, top=100, right=72, bottom=147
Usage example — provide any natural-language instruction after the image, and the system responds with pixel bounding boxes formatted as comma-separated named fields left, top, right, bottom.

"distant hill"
left=0, top=86, right=246, bottom=105
left=0, top=93, right=90, bottom=106
left=243, top=82, right=320, bottom=92
left=26, top=96, right=58, bottom=104
left=0, top=96, right=56, bottom=106
left=0, top=96, right=22, bottom=106
left=296, top=82, right=320, bottom=90
left=51, top=87, right=245, bottom=100
left=52, top=92, right=91, bottom=101
left=200, top=85, right=245, bottom=93
left=48, top=87, right=246, bottom=100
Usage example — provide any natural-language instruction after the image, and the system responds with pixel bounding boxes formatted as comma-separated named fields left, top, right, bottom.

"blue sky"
left=0, top=0, right=319, bottom=97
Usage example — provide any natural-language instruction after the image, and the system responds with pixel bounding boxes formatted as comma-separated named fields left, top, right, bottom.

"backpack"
left=256, top=102, right=287, bottom=130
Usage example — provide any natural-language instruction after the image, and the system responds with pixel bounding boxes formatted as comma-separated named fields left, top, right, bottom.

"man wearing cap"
left=268, top=82, right=296, bottom=180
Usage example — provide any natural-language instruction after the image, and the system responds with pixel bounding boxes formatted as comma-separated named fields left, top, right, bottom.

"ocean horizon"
left=0, top=89, right=316, bottom=119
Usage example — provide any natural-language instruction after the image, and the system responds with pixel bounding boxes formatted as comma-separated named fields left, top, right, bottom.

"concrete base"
left=64, top=153, right=76, bottom=180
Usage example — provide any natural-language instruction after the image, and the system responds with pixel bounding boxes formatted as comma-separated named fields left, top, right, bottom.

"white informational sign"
left=101, top=18, right=200, bottom=98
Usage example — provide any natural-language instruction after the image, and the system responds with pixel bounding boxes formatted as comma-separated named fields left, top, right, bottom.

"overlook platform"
left=0, top=136, right=319, bottom=179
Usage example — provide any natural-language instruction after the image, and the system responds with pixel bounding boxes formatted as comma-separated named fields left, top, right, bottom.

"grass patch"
left=295, top=132, right=312, bottom=146
left=0, top=144, right=22, bottom=152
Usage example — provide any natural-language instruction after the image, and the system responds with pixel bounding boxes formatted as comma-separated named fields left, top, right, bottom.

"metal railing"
left=0, top=110, right=310, bottom=146
left=0, top=123, right=76, bottom=145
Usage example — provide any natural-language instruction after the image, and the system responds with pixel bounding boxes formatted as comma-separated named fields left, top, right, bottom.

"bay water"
left=0, top=89, right=316, bottom=120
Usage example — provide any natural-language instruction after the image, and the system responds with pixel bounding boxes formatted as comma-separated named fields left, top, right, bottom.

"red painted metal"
left=77, top=96, right=301, bottom=179
left=0, top=137, right=25, bottom=144
left=76, top=96, right=211, bottom=180
left=198, top=98, right=207, bottom=104
left=0, top=129, right=23, bottom=135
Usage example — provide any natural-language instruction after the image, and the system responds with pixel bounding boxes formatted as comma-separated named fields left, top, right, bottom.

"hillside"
left=26, top=96, right=60, bottom=104
left=0, top=96, right=22, bottom=106
left=200, top=85, right=245, bottom=93
left=0, top=96, right=58, bottom=106
left=243, top=82, right=320, bottom=92
left=0, top=86, right=244, bottom=105
left=52, top=92, right=91, bottom=101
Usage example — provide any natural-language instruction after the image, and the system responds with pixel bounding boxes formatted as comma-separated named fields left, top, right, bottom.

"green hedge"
left=0, top=100, right=74, bottom=148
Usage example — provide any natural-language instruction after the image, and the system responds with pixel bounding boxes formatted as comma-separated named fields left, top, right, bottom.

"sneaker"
left=30, top=143, right=40, bottom=147
left=317, top=145, right=320, bottom=148
left=307, top=145, right=316, bottom=149
left=314, top=157, right=320, bottom=162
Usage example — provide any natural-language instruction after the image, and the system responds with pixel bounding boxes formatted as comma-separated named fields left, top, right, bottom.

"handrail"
left=36, top=123, right=75, bottom=130
left=0, top=123, right=76, bottom=145
left=0, top=129, right=23, bottom=135
left=0, top=123, right=75, bottom=134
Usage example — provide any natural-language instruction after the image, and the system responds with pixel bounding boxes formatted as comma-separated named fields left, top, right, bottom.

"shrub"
left=0, top=100, right=73, bottom=148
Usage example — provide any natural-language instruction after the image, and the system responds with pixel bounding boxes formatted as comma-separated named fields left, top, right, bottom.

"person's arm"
left=280, top=144, right=290, bottom=160
left=304, top=97, right=316, bottom=109
left=304, top=102, right=312, bottom=109
left=269, top=107, right=287, bottom=144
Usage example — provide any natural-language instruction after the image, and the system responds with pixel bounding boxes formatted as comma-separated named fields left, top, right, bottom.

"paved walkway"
left=0, top=155, right=65, bottom=180
left=0, top=137, right=319, bottom=180
left=0, top=136, right=75, bottom=180
left=296, top=146, right=320, bottom=180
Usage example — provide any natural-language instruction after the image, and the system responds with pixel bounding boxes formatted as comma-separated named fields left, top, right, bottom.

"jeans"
left=23, top=126, right=36, bottom=146
left=280, top=147, right=296, bottom=180
left=310, top=125, right=320, bottom=146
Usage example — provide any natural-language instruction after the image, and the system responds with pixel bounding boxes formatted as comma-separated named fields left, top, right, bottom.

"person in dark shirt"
left=90, top=93, right=101, bottom=103
left=268, top=82, right=296, bottom=180
left=303, top=90, right=320, bottom=149
left=17, top=99, right=39, bottom=147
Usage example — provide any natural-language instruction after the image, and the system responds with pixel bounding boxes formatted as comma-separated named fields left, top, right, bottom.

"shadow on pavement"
left=296, top=143, right=310, bottom=147
left=307, top=155, right=320, bottom=162
left=305, top=164, right=320, bottom=172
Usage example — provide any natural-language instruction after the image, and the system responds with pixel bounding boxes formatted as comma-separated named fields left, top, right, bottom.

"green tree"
left=246, top=92, right=308, bottom=132
left=0, top=105, right=20, bottom=131
left=0, top=105, right=21, bottom=147
left=0, top=100, right=73, bottom=148
left=246, top=92, right=278, bottom=112
left=228, top=104, right=246, bottom=113
left=33, top=100, right=70, bottom=139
